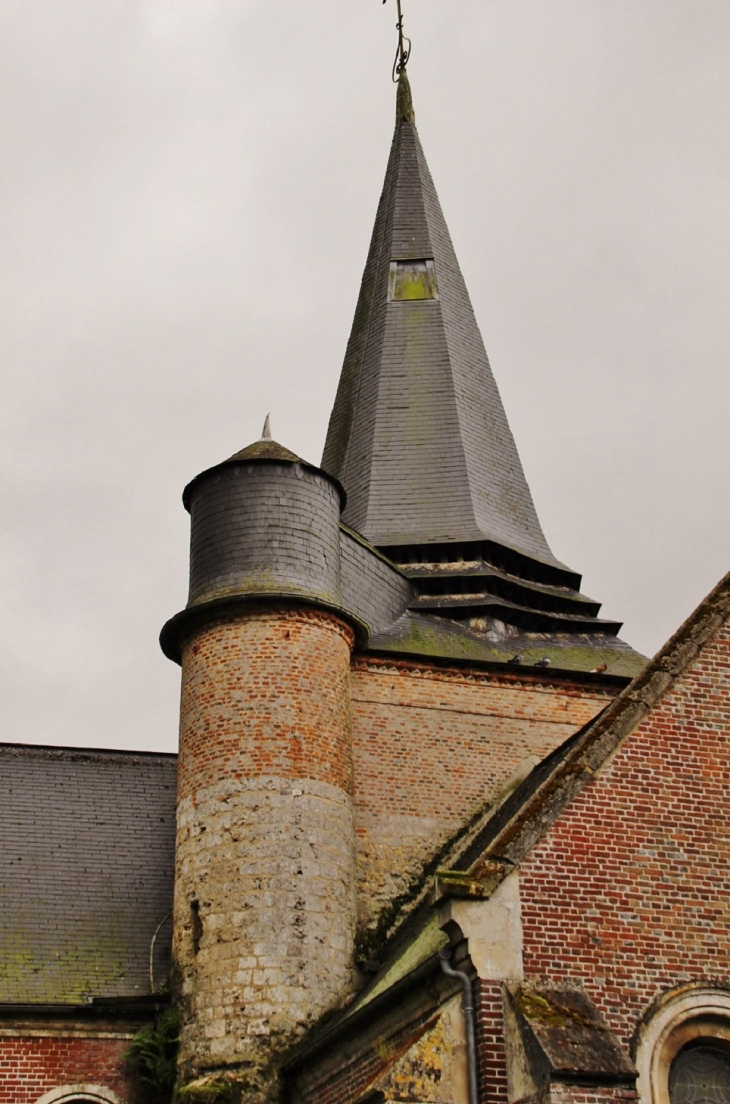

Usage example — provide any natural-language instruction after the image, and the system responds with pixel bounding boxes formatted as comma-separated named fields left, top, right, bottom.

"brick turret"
left=161, top=429, right=363, bottom=1102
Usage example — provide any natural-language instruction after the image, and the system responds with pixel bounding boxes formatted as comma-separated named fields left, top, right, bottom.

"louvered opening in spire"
left=322, top=72, right=567, bottom=578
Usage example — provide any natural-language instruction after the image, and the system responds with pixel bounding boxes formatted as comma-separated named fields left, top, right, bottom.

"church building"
left=1, top=62, right=729, bottom=1104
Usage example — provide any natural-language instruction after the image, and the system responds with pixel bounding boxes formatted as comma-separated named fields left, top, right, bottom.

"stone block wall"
left=549, top=1087, right=638, bottom=1104
left=174, top=607, right=357, bottom=1096
left=350, top=657, right=616, bottom=931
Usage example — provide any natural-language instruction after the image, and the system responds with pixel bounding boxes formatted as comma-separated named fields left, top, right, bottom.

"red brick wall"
left=475, top=979, right=509, bottom=1104
left=178, top=608, right=355, bottom=799
left=351, top=657, right=616, bottom=928
left=518, top=617, right=730, bottom=1049
left=0, top=1032, right=134, bottom=1103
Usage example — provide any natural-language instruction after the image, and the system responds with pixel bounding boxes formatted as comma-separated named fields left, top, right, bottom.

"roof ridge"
left=0, top=741, right=178, bottom=759
left=411, top=115, right=476, bottom=540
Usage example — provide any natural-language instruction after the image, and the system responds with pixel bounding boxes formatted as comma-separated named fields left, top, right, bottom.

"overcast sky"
left=1, top=1, right=728, bottom=753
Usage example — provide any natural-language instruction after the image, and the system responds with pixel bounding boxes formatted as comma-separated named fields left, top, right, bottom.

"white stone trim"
left=34, top=1086, right=124, bottom=1104
left=438, top=870, right=524, bottom=981
left=0, top=1028, right=134, bottom=1040
left=635, top=986, right=730, bottom=1104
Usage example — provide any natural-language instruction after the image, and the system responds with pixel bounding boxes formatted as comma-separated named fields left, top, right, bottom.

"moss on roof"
left=0, top=745, right=176, bottom=1004
left=227, top=439, right=303, bottom=464
left=347, top=913, right=447, bottom=1020
left=369, top=611, right=646, bottom=677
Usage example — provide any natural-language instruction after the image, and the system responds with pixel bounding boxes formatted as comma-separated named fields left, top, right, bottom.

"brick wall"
left=174, top=607, right=357, bottom=1093
left=517, top=617, right=730, bottom=1049
left=474, top=985, right=640, bottom=1104
left=0, top=1031, right=134, bottom=1103
left=475, top=979, right=509, bottom=1104
left=177, top=609, right=355, bottom=801
left=351, top=657, right=615, bottom=929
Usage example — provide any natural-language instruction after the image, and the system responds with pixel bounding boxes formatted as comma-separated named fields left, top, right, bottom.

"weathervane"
left=383, top=0, right=411, bottom=81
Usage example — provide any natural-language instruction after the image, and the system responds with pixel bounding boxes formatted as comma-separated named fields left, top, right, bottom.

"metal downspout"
left=439, top=946, right=480, bottom=1104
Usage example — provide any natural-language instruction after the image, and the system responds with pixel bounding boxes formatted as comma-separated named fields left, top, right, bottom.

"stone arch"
left=635, top=986, right=730, bottom=1104
left=34, top=1086, right=124, bottom=1104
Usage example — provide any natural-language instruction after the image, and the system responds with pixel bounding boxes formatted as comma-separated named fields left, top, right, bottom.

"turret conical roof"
left=323, top=72, right=564, bottom=572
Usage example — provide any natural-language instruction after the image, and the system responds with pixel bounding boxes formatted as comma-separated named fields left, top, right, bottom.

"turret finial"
left=384, top=0, right=411, bottom=84
left=260, top=414, right=272, bottom=440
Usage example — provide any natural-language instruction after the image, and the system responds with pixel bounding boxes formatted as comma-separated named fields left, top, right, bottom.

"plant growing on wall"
left=126, top=1007, right=180, bottom=1104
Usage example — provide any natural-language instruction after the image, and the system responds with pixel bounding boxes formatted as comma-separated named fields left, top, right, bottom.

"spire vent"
left=388, top=258, right=439, bottom=302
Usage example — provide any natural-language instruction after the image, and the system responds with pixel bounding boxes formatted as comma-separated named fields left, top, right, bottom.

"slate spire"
left=323, top=72, right=565, bottom=574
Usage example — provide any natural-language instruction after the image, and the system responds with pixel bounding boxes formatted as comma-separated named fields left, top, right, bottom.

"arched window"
left=34, top=1086, right=123, bottom=1104
left=670, top=1042, right=730, bottom=1104
left=635, top=987, right=730, bottom=1104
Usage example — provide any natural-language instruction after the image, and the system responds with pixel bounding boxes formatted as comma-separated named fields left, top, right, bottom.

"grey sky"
left=1, top=1, right=728, bottom=752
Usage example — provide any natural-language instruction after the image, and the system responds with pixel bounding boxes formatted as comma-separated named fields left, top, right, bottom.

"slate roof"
left=321, top=72, right=643, bottom=669
left=340, top=524, right=414, bottom=637
left=228, top=439, right=303, bottom=464
left=369, top=610, right=646, bottom=678
left=322, top=73, right=565, bottom=570
left=182, top=437, right=346, bottom=511
left=0, top=743, right=176, bottom=1005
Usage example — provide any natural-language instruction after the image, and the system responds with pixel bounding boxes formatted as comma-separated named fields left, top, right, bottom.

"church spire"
left=323, top=71, right=567, bottom=576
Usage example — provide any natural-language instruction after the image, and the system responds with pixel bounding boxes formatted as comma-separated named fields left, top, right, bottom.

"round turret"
left=161, top=433, right=364, bottom=661
left=161, top=427, right=360, bottom=1100
left=186, top=437, right=344, bottom=606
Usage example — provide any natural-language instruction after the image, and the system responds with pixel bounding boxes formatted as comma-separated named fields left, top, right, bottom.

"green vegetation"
left=125, top=1007, right=180, bottom=1104
left=177, top=1079, right=239, bottom=1104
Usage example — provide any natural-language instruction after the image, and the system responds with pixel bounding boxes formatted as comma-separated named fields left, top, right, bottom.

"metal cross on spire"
left=383, top=0, right=411, bottom=81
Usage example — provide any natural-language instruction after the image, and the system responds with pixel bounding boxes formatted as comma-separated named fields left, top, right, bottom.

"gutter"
left=0, top=996, right=167, bottom=1023
left=439, top=947, right=479, bottom=1104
